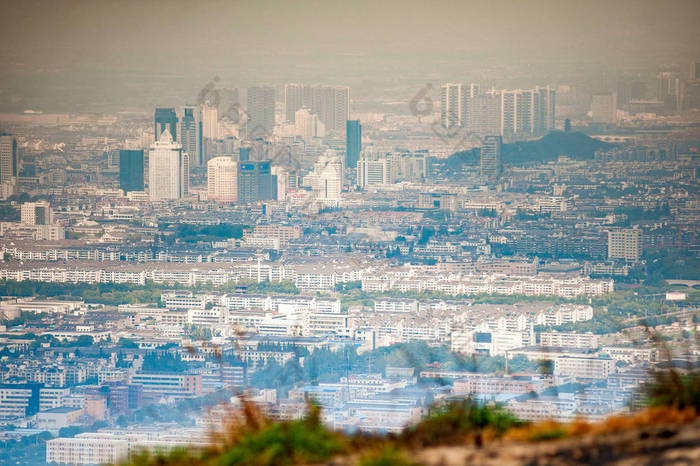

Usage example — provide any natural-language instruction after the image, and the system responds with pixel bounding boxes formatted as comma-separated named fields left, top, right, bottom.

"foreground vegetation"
left=126, top=367, right=699, bottom=466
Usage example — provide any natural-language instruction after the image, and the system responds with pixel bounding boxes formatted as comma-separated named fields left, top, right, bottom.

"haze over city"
left=0, top=1, right=699, bottom=465
left=1, top=0, right=699, bottom=112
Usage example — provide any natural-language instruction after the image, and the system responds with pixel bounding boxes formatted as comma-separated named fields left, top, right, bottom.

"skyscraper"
left=239, top=146, right=251, bottom=162
left=346, top=120, right=362, bottom=168
left=284, top=83, right=313, bottom=122
left=180, top=106, right=202, bottom=165
left=469, top=91, right=502, bottom=136
left=207, top=157, right=237, bottom=202
left=0, top=134, right=18, bottom=184
left=200, top=103, right=219, bottom=140
left=441, top=83, right=462, bottom=128
left=657, top=70, right=682, bottom=113
left=443, top=83, right=554, bottom=137
left=284, top=84, right=349, bottom=132
left=237, top=160, right=274, bottom=204
left=246, top=87, right=275, bottom=138
left=480, top=135, right=501, bottom=180
left=148, top=129, right=189, bottom=201
left=119, top=149, right=144, bottom=193
left=154, top=108, right=178, bottom=141
left=590, top=94, right=618, bottom=123
left=441, top=83, right=479, bottom=129
left=295, top=107, right=325, bottom=143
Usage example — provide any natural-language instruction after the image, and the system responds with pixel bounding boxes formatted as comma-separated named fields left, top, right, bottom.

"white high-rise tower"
left=207, top=156, right=238, bottom=202
left=148, top=129, right=189, bottom=201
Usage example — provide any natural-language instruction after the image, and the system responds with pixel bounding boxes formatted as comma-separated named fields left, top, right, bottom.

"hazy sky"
left=1, top=0, right=699, bottom=112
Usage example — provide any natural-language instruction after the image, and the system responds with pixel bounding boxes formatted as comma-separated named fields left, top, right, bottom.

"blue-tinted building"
left=155, top=108, right=178, bottom=141
left=346, top=120, right=361, bottom=168
left=237, top=160, right=274, bottom=204
left=119, top=150, right=144, bottom=193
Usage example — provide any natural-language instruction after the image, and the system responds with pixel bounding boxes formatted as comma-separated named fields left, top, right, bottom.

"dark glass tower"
left=179, top=106, right=200, bottom=165
left=246, top=87, right=275, bottom=138
left=119, top=149, right=145, bottom=193
left=237, top=160, right=273, bottom=204
left=346, top=120, right=361, bottom=168
left=155, top=108, right=178, bottom=141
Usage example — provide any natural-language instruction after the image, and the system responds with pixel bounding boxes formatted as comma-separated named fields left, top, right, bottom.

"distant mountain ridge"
left=444, top=131, right=615, bottom=169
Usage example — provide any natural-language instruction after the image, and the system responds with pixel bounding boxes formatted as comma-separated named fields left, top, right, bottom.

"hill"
left=444, top=131, right=614, bottom=170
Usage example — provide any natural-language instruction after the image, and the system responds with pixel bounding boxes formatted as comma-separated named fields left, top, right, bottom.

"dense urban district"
left=0, top=68, right=699, bottom=465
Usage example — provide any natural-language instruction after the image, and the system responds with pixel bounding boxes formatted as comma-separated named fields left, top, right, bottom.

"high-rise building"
left=284, top=84, right=350, bottom=132
left=469, top=91, right=502, bottom=136
left=246, top=87, right=275, bottom=138
left=346, top=120, right=362, bottom=168
left=180, top=106, right=202, bottom=165
left=0, top=134, right=18, bottom=184
left=294, top=107, right=325, bottom=143
left=200, top=103, right=219, bottom=140
left=440, top=83, right=480, bottom=129
left=441, top=83, right=463, bottom=128
left=443, top=84, right=554, bottom=137
left=239, top=146, right=251, bottom=161
left=590, top=94, right=618, bottom=123
left=480, top=135, right=501, bottom=179
left=318, top=162, right=342, bottom=203
left=357, top=152, right=393, bottom=188
left=284, top=83, right=314, bottom=122
left=119, top=150, right=144, bottom=193
left=237, top=160, right=274, bottom=204
left=207, top=157, right=237, bottom=203
left=154, top=108, right=178, bottom=141
left=657, top=70, right=682, bottom=113
left=692, top=61, right=700, bottom=81
left=148, top=129, right=189, bottom=201
left=21, top=201, right=53, bottom=225
left=608, top=229, right=641, bottom=262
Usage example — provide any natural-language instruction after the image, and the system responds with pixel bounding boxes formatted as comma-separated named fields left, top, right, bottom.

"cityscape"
left=0, top=1, right=699, bottom=465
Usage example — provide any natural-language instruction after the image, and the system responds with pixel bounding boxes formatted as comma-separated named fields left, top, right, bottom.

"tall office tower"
left=541, top=86, right=556, bottom=132
left=460, top=83, right=480, bottom=129
left=312, top=85, right=350, bottom=132
left=239, top=146, right=252, bottom=162
left=20, top=201, right=53, bottom=225
left=154, top=108, right=178, bottom=141
left=440, top=83, right=462, bottom=128
left=200, top=103, right=218, bottom=140
left=246, top=86, right=275, bottom=138
left=692, top=61, right=700, bottom=81
left=284, top=84, right=350, bottom=132
left=318, top=162, right=342, bottom=203
left=330, top=86, right=350, bottom=133
left=284, top=83, right=312, bottom=122
left=0, top=134, right=18, bottom=183
left=657, top=70, right=682, bottom=112
left=590, top=94, right=618, bottom=123
left=469, top=91, right=502, bottom=136
left=356, top=152, right=393, bottom=188
left=180, top=106, right=202, bottom=165
left=480, top=135, right=501, bottom=179
left=207, top=156, right=237, bottom=202
left=271, top=166, right=289, bottom=201
left=608, top=229, right=641, bottom=262
left=616, top=78, right=647, bottom=109
left=237, top=160, right=274, bottom=204
left=148, top=129, right=189, bottom=201
left=346, top=120, right=362, bottom=168
left=119, top=150, right=144, bottom=193
left=294, top=107, right=325, bottom=143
